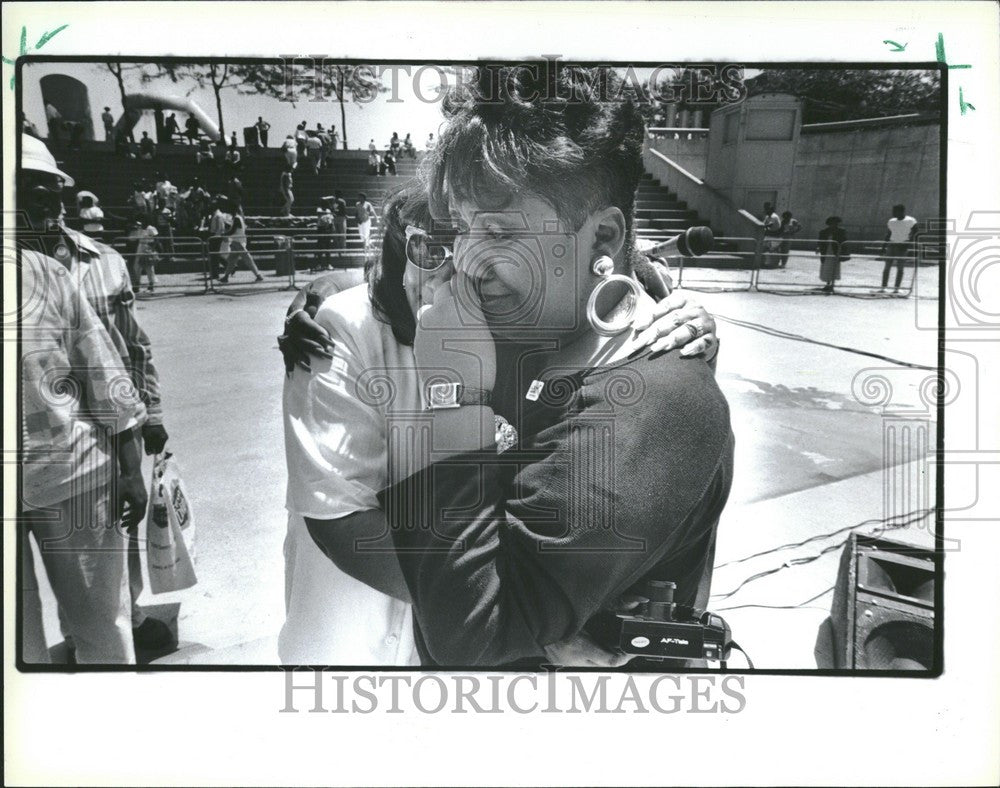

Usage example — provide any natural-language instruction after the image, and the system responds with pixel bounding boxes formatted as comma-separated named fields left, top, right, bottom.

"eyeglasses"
left=405, top=225, right=453, bottom=271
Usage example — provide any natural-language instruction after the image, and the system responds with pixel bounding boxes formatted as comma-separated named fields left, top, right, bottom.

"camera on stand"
left=586, top=579, right=734, bottom=663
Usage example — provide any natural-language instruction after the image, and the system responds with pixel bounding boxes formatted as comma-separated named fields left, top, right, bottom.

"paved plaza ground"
left=32, top=258, right=941, bottom=669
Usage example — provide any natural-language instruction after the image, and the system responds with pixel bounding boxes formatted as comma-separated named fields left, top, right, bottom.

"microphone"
left=644, top=226, right=714, bottom=258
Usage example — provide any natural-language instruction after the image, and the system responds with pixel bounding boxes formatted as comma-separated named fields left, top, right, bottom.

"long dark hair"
left=365, top=183, right=435, bottom=346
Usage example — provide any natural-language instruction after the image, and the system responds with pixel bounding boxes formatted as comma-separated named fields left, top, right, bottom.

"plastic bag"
left=145, top=452, right=197, bottom=593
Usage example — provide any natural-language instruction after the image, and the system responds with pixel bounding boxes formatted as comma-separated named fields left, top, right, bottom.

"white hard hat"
left=20, top=134, right=75, bottom=186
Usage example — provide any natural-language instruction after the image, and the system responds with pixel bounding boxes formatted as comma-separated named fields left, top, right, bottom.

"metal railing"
left=103, top=228, right=930, bottom=299
left=647, top=127, right=710, bottom=140
left=754, top=238, right=921, bottom=295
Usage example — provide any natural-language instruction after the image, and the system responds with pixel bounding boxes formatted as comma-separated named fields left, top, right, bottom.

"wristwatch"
left=425, top=382, right=493, bottom=410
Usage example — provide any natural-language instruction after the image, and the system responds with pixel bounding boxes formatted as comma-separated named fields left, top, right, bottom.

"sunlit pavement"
left=32, top=263, right=940, bottom=668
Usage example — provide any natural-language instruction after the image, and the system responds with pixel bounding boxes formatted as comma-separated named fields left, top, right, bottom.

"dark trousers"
left=881, top=243, right=911, bottom=289
left=208, top=237, right=226, bottom=278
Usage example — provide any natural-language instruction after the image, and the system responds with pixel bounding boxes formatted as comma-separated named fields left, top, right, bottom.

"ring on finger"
left=683, top=320, right=704, bottom=341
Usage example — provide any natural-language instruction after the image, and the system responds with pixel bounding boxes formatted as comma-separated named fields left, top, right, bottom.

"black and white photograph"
left=4, top=2, right=999, bottom=786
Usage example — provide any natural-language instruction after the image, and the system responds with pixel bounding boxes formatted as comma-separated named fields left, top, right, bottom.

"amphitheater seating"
left=56, top=143, right=739, bottom=271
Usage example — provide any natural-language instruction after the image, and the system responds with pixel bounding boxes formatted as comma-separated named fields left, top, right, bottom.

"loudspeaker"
left=830, top=534, right=936, bottom=671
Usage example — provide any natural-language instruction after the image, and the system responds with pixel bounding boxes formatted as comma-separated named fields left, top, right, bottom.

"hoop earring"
left=586, top=255, right=643, bottom=337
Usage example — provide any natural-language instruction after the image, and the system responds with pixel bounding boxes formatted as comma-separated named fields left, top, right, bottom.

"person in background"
left=220, top=206, right=263, bottom=284
left=256, top=116, right=271, bottom=147
left=185, top=114, right=200, bottom=144
left=208, top=195, right=233, bottom=279
left=19, top=135, right=173, bottom=658
left=77, top=193, right=105, bottom=238
left=382, top=148, right=397, bottom=176
left=778, top=210, right=801, bottom=268
left=355, top=192, right=376, bottom=249
left=402, top=133, right=416, bottom=158
left=280, top=165, right=295, bottom=217
left=330, top=124, right=339, bottom=151
left=367, top=149, right=381, bottom=175
left=164, top=112, right=180, bottom=144
left=333, top=190, right=348, bottom=256
left=305, top=133, right=323, bottom=174
left=368, top=138, right=377, bottom=154
left=154, top=207, right=175, bottom=267
left=225, top=144, right=243, bottom=175
left=139, top=131, right=156, bottom=160
left=154, top=173, right=174, bottom=211
left=128, top=218, right=159, bottom=293
left=388, top=132, right=400, bottom=157
left=315, top=202, right=335, bottom=271
left=879, top=203, right=918, bottom=295
left=45, top=101, right=62, bottom=145
left=227, top=175, right=244, bottom=210
left=425, top=132, right=436, bottom=151
left=761, top=202, right=782, bottom=268
left=196, top=136, right=213, bottom=166
left=281, top=134, right=298, bottom=170
left=816, top=216, right=847, bottom=295
left=102, top=106, right=115, bottom=142
left=22, top=111, right=42, bottom=138
left=295, top=122, right=308, bottom=159
left=154, top=107, right=166, bottom=144
left=130, top=181, right=154, bottom=226
left=316, top=124, right=332, bottom=169
left=230, top=131, right=238, bottom=150
left=19, top=248, right=147, bottom=665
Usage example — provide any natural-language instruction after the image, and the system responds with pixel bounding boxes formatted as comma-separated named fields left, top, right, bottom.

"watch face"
left=428, top=382, right=460, bottom=409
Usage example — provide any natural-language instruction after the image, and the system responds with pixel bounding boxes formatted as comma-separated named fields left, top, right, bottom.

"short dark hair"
left=104, top=106, right=110, bottom=111
left=359, top=192, right=367, bottom=201
left=893, top=203, right=906, bottom=213
left=428, top=65, right=645, bottom=254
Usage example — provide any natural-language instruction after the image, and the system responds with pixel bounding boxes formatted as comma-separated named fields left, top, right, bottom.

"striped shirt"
left=20, top=249, right=146, bottom=508
left=60, top=227, right=164, bottom=425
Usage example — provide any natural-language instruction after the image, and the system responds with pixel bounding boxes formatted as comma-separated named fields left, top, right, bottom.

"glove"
left=142, top=423, right=169, bottom=455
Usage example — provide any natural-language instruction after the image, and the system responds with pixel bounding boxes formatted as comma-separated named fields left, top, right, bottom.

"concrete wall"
left=706, top=94, right=803, bottom=220
left=789, top=123, right=940, bottom=240
left=646, top=136, right=709, bottom=180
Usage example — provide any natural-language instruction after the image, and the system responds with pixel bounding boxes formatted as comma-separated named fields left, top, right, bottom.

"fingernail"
left=680, top=346, right=696, bottom=356
left=637, top=327, right=658, bottom=346
left=632, top=314, right=651, bottom=331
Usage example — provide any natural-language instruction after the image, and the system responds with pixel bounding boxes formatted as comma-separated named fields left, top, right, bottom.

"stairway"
left=635, top=172, right=747, bottom=268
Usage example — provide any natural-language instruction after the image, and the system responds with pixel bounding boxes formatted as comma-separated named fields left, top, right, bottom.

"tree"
left=142, top=62, right=243, bottom=137
left=744, top=69, right=941, bottom=124
left=100, top=62, right=151, bottom=109
left=235, top=61, right=386, bottom=149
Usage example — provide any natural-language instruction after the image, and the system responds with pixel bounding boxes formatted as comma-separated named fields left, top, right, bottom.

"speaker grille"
left=861, top=620, right=934, bottom=670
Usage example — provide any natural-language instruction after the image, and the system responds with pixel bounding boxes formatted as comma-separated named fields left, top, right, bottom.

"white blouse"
left=280, top=284, right=422, bottom=666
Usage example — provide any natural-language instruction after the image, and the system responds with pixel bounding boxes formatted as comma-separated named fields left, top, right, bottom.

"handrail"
left=801, top=113, right=937, bottom=132
left=648, top=127, right=710, bottom=134
left=648, top=148, right=703, bottom=185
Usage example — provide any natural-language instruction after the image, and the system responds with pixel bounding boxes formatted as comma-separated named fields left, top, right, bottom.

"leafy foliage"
left=744, top=69, right=941, bottom=123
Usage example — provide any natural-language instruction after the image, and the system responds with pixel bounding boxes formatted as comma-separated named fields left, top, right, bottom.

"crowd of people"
left=20, top=69, right=928, bottom=669
left=19, top=68, right=734, bottom=668
left=760, top=201, right=920, bottom=294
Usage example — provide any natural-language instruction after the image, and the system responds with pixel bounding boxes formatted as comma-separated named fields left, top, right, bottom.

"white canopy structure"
left=115, top=92, right=221, bottom=141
